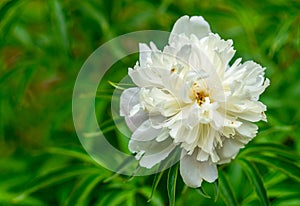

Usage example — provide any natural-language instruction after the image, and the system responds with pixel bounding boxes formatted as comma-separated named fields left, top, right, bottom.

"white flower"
left=120, top=15, right=269, bottom=188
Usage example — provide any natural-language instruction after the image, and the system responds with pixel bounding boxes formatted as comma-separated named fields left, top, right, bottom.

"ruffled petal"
left=129, top=138, right=176, bottom=169
left=120, top=87, right=148, bottom=131
left=180, top=150, right=218, bottom=188
left=139, top=43, right=152, bottom=68
left=216, top=138, right=244, bottom=164
left=131, top=120, right=161, bottom=141
left=169, top=16, right=211, bottom=44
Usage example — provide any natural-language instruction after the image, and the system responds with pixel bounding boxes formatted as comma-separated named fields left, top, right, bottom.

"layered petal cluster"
left=120, top=16, right=269, bottom=188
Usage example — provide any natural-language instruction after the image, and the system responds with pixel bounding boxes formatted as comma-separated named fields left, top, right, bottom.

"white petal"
left=156, top=128, right=170, bottom=142
left=216, top=139, right=244, bottom=164
left=120, top=87, right=140, bottom=116
left=131, top=120, right=161, bottom=141
left=169, top=16, right=211, bottom=44
left=176, top=44, right=192, bottom=62
left=140, top=142, right=176, bottom=169
left=196, top=149, right=209, bottom=161
left=236, top=121, right=258, bottom=140
left=180, top=151, right=218, bottom=188
left=120, top=87, right=148, bottom=131
left=139, top=43, right=151, bottom=68
left=129, top=138, right=176, bottom=169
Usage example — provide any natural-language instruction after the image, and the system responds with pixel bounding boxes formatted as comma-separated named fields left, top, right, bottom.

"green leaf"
left=49, top=0, right=69, bottom=52
left=0, top=0, right=20, bottom=20
left=148, top=170, right=165, bottom=202
left=271, top=194, right=300, bottom=206
left=239, top=159, right=270, bottom=206
left=96, top=190, right=133, bottom=206
left=240, top=143, right=300, bottom=161
left=219, top=171, right=239, bottom=206
left=78, top=1, right=111, bottom=39
left=14, top=165, right=104, bottom=202
left=0, top=0, right=24, bottom=42
left=246, top=154, right=300, bottom=182
left=149, top=148, right=181, bottom=203
left=196, top=187, right=211, bottom=199
left=167, top=163, right=178, bottom=206
left=46, top=147, right=97, bottom=165
left=1, top=191, right=46, bottom=206
left=213, top=179, right=219, bottom=202
left=103, top=155, right=137, bottom=183
left=108, top=80, right=135, bottom=90
left=138, top=187, right=164, bottom=206
left=65, top=173, right=104, bottom=206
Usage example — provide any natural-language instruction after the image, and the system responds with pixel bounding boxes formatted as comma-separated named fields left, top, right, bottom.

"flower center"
left=195, top=90, right=209, bottom=105
left=191, top=82, right=209, bottom=106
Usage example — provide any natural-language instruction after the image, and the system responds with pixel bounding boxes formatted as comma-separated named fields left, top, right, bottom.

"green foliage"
left=1, top=0, right=300, bottom=205
left=239, top=159, right=270, bottom=206
left=167, top=164, right=178, bottom=206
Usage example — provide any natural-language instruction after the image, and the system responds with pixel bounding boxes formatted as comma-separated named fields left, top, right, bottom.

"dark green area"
left=1, top=0, right=300, bottom=205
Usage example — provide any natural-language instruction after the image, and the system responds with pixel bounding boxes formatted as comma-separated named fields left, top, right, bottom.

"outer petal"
left=129, top=138, right=176, bottom=169
left=131, top=120, right=161, bottom=141
left=139, top=43, right=152, bottom=68
left=169, top=16, right=211, bottom=44
left=180, top=150, right=218, bottom=188
left=120, top=87, right=148, bottom=131
left=216, top=138, right=244, bottom=164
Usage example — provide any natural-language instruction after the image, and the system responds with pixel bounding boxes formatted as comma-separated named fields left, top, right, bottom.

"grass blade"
left=65, top=173, right=104, bottom=206
left=196, top=187, right=211, bottom=199
left=219, top=171, right=239, bottom=206
left=148, top=170, right=165, bottom=202
left=213, top=179, right=219, bottom=202
left=167, top=163, right=178, bottom=206
left=239, top=143, right=300, bottom=161
left=246, top=154, right=300, bottom=182
left=14, top=165, right=104, bottom=203
left=239, top=159, right=270, bottom=206
left=49, top=0, right=69, bottom=52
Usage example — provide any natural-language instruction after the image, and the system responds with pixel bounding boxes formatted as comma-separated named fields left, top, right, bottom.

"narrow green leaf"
left=103, top=156, right=137, bottom=183
left=126, top=192, right=135, bottom=206
left=49, top=0, right=69, bottom=52
left=15, top=165, right=103, bottom=202
left=13, top=25, right=33, bottom=48
left=0, top=0, right=20, bottom=20
left=269, top=18, right=294, bottom=57
left=46, top=147, right=97, bottom=165
left=213, top=179, right=219, bottom=202
left=78, top=1, right=111, bottom=38
left=240, top=143, right=300, bottom=161
left=139, top=187, right=164, bottom=206
left=108, top=80, right=134, bottom=90
left=219, top=171, right=239, bottom=206
left=246, top=154, right=300, bottom=182
left=65, top=173, right=103, bottom=206
left=239, top=159, right=270, bottom=206
left=271, top=194, right=300, bottom=206
left=148, top=148, right=181, bottom=202
left=148, top=170, right=165, bottom=202
left=196, top=187, right=211, bottom=199
left=0, top=62, right=30, bottom=86
left=3, top=191, right=46, bottom=206
left=97, top=191, right=131, bottom=206
left=0, top=0, right=24, bottom=41
left=167, top=164, right=179, bottom=206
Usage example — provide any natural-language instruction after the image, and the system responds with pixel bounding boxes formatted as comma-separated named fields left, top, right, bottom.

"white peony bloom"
left=120, top=15, right=269, bottom=188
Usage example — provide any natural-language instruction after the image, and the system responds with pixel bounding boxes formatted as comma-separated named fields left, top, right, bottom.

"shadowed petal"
left=129, top=138, right=176, bottom=169
left=180, top=150, right=218, bottom=188
left=120, top=87, right=148, bottom=131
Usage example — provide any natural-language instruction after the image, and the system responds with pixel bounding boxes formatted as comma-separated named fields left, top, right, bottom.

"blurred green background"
left=1, top=0, right=300, bottom=205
